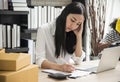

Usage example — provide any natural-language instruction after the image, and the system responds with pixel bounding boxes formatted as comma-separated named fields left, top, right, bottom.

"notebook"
left=77, top=46, right=120, bottom=73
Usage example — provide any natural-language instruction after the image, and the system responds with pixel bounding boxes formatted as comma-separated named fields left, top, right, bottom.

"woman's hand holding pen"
left=60, top=64, right=75, bottom=73
left=59, top=57, right=75, bottom=72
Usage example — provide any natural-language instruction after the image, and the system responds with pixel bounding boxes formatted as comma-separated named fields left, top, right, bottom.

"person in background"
left=98, top=18, right=120, bottom=53
left=36, top=2, right=86, bottom=73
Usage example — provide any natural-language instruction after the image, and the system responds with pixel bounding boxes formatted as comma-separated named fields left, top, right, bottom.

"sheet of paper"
left=42, top=69, right=70, bottom=75
left=69, top=70, right=90, bottom=78
left=75, top=60, right=99, bottom=70
left=42, top=69, right=90, bottom=78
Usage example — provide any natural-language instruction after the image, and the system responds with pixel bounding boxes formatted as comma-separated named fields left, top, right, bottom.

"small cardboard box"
left=0, top=65, right=39, bottom=82
left=0, top=49, right=5, bottom=53
left=0, top=53, right=30, bottom=71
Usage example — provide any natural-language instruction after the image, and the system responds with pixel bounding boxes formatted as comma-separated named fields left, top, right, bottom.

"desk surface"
left=38, top=61, right=120, bottom=82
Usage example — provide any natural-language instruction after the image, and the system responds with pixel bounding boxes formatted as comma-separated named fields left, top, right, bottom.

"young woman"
left=36, top=2, right=86, bottom=73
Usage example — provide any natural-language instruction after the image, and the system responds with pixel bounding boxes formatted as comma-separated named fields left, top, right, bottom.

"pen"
left=75, top=68, right=89, bottom=71
left=60, top=57, right=69, bottom=64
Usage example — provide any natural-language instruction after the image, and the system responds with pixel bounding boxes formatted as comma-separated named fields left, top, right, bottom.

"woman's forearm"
left=75, top=35, right=82, bottom=57
left=41, top=60, right=75, bottom=72
left=41, top=60, right=62, bottom=71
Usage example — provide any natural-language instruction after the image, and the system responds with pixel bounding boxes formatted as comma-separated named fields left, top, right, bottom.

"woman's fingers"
left=62, top=64, right=75, bottom=73
left=73, top=22, right=83, bottom=36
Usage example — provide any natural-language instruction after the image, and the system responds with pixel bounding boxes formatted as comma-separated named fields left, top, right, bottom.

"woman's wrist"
left=52, top=64, right=63, bottom=71
left=76, top=34, right=82, bottom=39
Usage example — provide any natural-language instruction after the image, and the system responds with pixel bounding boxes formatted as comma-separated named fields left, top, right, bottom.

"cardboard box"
left=0, top=53, right=30, bottom=71
left=0, top=65, right=39, bottom=82
left=0, top=49, right=5, bottom=53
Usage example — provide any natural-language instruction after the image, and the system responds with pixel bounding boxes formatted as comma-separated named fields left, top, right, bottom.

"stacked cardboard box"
left=0, top=49, right=5, bottom=53
left=0, top=52, right=39, bottom=82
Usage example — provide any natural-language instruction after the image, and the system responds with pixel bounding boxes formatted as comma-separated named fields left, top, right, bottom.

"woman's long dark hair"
left=55, top=2, right=86, bottom=58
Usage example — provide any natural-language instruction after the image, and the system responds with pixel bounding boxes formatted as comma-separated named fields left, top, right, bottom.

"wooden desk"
left=38, top=61, right=120, bottom=82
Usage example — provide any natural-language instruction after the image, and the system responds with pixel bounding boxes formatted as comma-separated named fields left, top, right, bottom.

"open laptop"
left=82, top=46, right=120, bottom=73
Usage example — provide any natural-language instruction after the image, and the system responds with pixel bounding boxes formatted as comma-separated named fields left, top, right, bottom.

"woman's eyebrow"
left=72, top=16, right=77, bottom=21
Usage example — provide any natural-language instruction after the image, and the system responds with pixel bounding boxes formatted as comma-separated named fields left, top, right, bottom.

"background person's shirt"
left=100, top=28, right=120, bottom=44
left=35, top=20, right=85, bottom=68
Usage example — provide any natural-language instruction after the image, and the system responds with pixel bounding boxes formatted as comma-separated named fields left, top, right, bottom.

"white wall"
left=104, top=0, right=120, bottom=36
left=0, top=0, right=3, bottom=9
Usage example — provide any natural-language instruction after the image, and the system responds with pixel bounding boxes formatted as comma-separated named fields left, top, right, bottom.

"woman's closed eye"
left=71, top=19, right=75, bottom=22
left=71, top=19, right=81, bottom=26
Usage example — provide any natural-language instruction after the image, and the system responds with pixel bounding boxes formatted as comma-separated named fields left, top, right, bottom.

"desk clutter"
left=0, top=49, right=39, bottom=82
left=42, top=69, right=91, bottom=79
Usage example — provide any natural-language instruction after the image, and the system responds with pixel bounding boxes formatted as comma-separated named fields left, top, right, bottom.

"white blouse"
left=35, top=20, right=85, bottom=67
